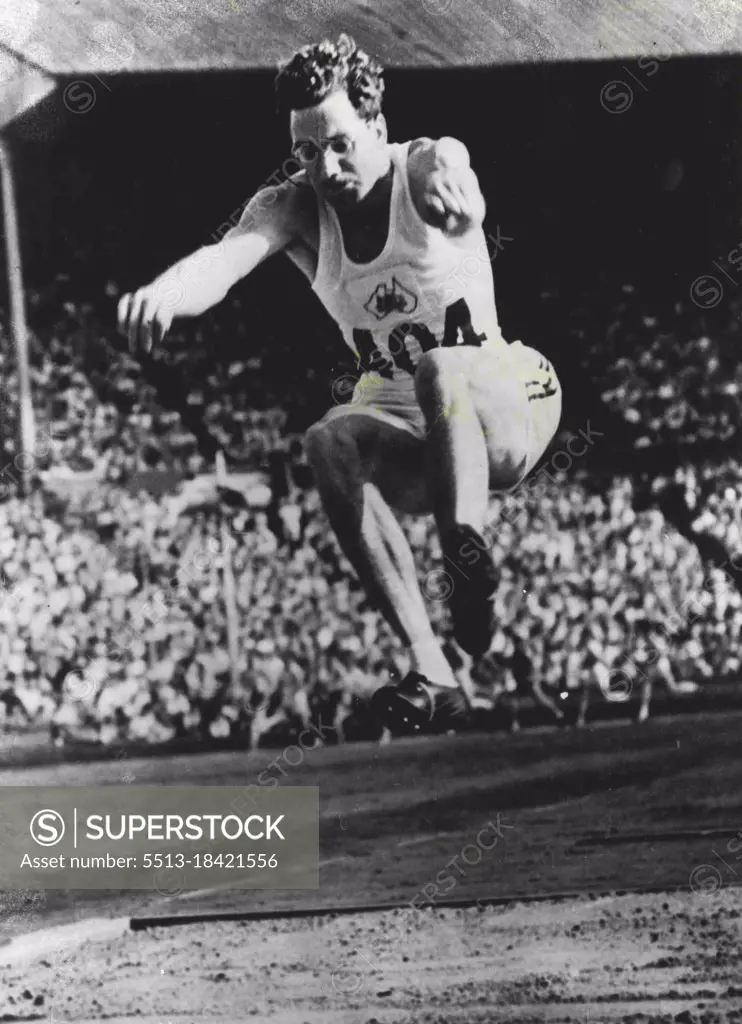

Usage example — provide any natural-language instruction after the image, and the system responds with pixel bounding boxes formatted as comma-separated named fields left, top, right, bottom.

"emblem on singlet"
left=363, top=277, right=418, bottom=320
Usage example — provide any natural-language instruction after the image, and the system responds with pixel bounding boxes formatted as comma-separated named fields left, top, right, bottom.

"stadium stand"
left=0, top=270, right=740, bottom=747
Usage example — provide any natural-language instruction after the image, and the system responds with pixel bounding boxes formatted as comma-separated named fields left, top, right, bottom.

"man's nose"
left=318, top=147, right=342, bottom=179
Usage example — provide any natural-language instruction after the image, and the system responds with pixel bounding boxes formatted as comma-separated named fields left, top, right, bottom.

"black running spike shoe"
left=440, top=523, right=498, bottom=658
left=369, top=671, right=469, bottom=737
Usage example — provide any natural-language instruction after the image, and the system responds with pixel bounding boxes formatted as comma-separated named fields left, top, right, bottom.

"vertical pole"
left=0, top=137, right=35, bottom=494
left=215, top=450, right=241, bottom=696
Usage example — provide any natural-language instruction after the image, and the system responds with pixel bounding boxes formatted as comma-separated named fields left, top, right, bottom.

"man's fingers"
left=428, top=194, right=447, bottom=219
left=437, top=179, right=463, bottom=216
left=117, top=293, right=134, bottom=337
left=148, top=311, right=170, bottom=354
left=139, top=296, right=162, bottom=356
left=430, top=166, right=481, bottom=224
left=119, top=287, right=174, bottom=357
left=126, top=293, right=142, bottom=353
left=140, top=311, right=153, bottom=355
left=146, top=319, right=160, bottom=354
left=450, top=179, right=471, bottom=217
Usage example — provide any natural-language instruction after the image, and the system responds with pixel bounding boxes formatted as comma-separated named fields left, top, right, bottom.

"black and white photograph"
left=0, top=0, right=742, bottom=1020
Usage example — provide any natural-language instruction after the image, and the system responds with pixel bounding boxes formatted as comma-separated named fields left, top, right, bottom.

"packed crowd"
left=0, top=464, right=738, bottom=747
left=531, top=279, right=742, bottom=453
left=0, top=279, right=336, bottom=482
left=0, top=272, right=739, bottom=746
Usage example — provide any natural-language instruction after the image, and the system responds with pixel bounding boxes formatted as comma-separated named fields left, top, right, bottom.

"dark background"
left=6, top=55, right=742, bottom=315
left=2, top=55, right=741, bottom=459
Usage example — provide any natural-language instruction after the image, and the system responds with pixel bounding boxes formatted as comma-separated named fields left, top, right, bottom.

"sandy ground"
left=0, top=888, right=741, bottom=1023
left=1, top=710, right=742, bottom=1021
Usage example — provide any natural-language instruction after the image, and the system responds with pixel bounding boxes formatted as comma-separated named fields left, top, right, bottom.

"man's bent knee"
left=305, top=414, right=398, bottom=496
left=415, top=350, right=531, bottom=489
left=303, top=420, right=330, bottom=468
left=304, top=418, right=359, bottom=477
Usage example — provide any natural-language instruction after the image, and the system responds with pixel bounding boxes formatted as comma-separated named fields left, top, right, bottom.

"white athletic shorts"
left=326, top=340, right=562, bottom=484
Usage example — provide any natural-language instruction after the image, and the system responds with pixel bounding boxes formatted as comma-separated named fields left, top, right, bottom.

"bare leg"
left=414, top=348, right=531, bottom=657
left=532, top=677, right=565, bottom=722
left=446, top=641, right=480, bottom=708
left=332, top=695, right=350, bottom=744
left=577, top=685, right=589, bottom=728
left=292, top=689, right=312, bottom=732
left=415, top=347, right=531, bottom=537
left=637, top=678, right=651, bottom=723
left=509, top=697, right=521, bottom=734
left=250, top=707, right=287, bottom=750
left=305, top=413, right=459, bottom=689
left=415, top=354, right=490, bottom=535
left=658, top=662, right=699, bottom=696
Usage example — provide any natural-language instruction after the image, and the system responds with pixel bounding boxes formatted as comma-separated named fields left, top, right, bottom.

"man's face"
left=290, top=89, right=387, bottom=209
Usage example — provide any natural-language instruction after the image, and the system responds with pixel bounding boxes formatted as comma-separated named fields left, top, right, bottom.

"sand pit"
left=2, top=887, right=741, bottom=1023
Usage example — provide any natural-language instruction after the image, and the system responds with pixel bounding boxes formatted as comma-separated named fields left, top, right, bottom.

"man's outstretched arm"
left=117, top=182, right=300, bottom=354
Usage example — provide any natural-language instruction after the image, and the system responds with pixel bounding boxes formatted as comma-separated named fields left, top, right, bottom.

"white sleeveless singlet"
left=311, top=140, right=508, bottom=394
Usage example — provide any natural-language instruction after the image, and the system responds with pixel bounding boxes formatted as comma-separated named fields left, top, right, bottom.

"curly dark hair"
left=275, top=33, right=385, bottom=121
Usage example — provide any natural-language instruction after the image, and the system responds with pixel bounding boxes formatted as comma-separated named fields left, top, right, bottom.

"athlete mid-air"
left=118, top=34, right=562, bottom=735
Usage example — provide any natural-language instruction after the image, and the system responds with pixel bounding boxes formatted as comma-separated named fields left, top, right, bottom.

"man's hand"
left=117, top=277, right=184, bottom=355
left=423, top=164, right=483, bottom=234
left=116, top=181, right=305, bottom=356
left=410, top=137, right=486, bottom=236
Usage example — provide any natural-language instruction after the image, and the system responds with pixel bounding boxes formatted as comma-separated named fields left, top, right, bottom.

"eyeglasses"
left=291, top=135, right=356, bottom=165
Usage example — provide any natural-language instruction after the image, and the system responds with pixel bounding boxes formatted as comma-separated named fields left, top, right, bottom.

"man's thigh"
left=459, top=343, right=562, bottom=487
left=313, top=403, right=432, bottom=516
